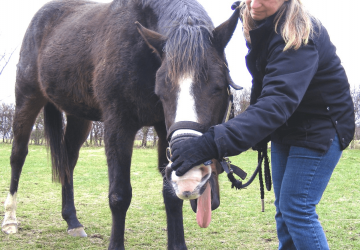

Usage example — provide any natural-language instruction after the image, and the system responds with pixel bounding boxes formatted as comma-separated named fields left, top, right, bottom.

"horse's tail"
left=44, top=102, right=69, bottom=184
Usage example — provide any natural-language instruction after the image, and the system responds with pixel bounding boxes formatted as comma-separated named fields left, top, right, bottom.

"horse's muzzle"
left=165, top=158, right=221, bottom=228
left=165, top=162, right=212, bottom=200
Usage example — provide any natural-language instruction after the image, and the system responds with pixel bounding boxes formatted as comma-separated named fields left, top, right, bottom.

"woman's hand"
left=170, top=131, right=218, bottom=176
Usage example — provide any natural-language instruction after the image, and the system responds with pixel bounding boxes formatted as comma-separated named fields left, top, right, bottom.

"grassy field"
left=0, top=143, right=359, bottom=249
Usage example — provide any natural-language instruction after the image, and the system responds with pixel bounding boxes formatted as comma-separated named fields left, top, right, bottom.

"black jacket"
left=213, top=14, right=355, bottom=157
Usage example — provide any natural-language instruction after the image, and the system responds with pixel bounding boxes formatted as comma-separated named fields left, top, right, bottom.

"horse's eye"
left=212, top=87, right=223, bottom=95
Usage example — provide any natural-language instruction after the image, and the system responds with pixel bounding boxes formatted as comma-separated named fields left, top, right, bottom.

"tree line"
left=0, top=104, right=159, bottom=147
left=0, top=86, right=359, bottom=147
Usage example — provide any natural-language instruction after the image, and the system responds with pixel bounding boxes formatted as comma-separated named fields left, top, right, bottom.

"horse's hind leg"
left=154, top=122, right=187, bottom=249
left=2, top=96, right=46, bottom=234
left=61, top=115, right=92, bottom=237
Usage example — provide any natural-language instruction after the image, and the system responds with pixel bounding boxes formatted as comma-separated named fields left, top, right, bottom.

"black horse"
left=2, top=0, right=240, bottom=249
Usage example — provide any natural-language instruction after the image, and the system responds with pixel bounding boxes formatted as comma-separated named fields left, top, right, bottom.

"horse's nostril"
left=183, top=191, right=191, bottom=198
left=200, top=165, right=211, bottom=176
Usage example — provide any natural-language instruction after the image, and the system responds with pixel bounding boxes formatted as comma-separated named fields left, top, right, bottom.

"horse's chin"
left=166, top=164, right=211, bottom=200
left=165, top=161, right=220, bottom=228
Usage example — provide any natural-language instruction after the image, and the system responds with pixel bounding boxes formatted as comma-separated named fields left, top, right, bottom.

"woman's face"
left=245, top=0, right=288, bottom=21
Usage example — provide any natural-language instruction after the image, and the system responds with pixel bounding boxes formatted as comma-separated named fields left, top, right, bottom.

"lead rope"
left=258, top=151, right=264, bottom=212
left=221, top=147, right=271, bottom=212
left=220, top=89, right=272, bottom=211
left=263, top=148, right=272, bottom=191
left=258, top=148, right=271, bottom=212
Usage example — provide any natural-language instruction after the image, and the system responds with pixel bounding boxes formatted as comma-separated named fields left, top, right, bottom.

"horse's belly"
left=41, top=83, right=102, bottom=121
left=58, top=99, right=102, bottom=121
left=38, top=48, right=102, bottom=120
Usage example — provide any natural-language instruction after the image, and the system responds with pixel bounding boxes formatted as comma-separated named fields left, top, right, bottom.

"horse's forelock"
left=140, top=0, right=214, bottom=85
left=165, top=25, right=212, bottom=84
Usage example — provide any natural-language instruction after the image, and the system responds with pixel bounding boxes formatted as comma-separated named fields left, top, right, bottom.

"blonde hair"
left=239, top=0, right=319, bottom=51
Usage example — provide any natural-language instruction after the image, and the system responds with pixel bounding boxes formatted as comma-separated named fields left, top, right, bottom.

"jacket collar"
left=246, top=12, right=278, bottom=50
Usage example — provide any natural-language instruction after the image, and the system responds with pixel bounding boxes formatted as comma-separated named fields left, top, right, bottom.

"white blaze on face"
left=2, top=192, right=18, bottom=234
left=169, top=75, right=214, bottom=228
left=170, top=74, right=209, bottom=197
left=173, top=76, right=202, bottom=137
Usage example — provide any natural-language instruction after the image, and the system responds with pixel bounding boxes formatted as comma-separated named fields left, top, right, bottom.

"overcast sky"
left=0, top=0, right=359, bottom=104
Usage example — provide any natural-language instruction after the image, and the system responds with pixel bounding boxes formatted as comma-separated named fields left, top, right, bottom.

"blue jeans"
left=271, top=135, right=342, bottom=250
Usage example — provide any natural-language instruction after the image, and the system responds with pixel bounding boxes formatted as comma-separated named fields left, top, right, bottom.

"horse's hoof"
left=2, top=223, right=18, bottom=234
left=67, top=227, right=87, bottom=237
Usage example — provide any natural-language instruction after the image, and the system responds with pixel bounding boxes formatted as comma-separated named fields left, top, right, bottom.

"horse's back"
left=17, top=0, right=112, bottom=120
left=17, top=0, right=163, bottom=123
left=19, top=0, right=104, bottom=66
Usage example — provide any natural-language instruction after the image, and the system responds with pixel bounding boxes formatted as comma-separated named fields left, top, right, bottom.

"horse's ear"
left=135, top=21, right=167, bottom=60
left=212, top=8, right=240, bottom=52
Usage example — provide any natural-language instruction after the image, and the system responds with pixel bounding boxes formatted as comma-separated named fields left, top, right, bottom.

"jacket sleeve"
left=213, top=40, right=319, bottom=158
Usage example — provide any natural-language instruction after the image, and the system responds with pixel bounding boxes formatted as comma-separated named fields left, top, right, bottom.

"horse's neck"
left=112, top=0, right=130, bottom=6
left=141, top=0, right=214, bottom=35
left=111, top=0, right=214, bottom=32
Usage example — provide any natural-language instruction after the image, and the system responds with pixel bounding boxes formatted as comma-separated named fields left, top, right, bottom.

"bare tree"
left=91, top=121, right=104, bottom=146
left=0, top=48, right=16, bottom=76
left=152, top=128, right=158, bottom=147
left=351, top=85, right=360, bottom=143
left=134, top=126, right=158, bottom=148
left=141, top=126, right=150, bottom=147
left=0, top=103, right=15, bottom=143
left=351, top=86, right=360, bottom=126
left=30, top=110, right=45, bottom=145
left=233, top=87, right=251, bottom=116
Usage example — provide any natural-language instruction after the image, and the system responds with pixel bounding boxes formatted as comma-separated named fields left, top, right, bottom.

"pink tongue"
left=196, top=182, right=211, bottom=228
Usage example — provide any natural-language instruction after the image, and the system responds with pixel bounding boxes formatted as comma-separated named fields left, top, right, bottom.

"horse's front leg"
left=105, top=123, right=138, bottom=250
left=163, top=180, right=186, bottom=250
left=154, top=122, right=187, bottom=250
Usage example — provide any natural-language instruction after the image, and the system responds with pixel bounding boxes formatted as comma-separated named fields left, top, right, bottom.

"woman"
left=170, top=0, right=355, bottom=249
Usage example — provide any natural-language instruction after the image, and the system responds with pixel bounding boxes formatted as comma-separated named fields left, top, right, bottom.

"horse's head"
left=136, top=8, right=240, bottom=228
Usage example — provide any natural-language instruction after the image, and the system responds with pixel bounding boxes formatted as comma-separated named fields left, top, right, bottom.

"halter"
left=166, top=86, right=236, bottom=141
left=166, top=83, right=271, bottom=212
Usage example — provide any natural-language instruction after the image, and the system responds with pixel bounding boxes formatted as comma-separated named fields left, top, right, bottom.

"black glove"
left=231, top=1, right=241, bottom=10
left=170, top=130, right=218, bottom=176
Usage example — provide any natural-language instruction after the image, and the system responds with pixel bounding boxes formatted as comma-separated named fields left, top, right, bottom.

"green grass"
left=0, top=143, right=359, bottom=249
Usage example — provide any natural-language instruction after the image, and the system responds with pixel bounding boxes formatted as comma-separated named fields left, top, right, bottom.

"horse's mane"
left=140, top=0, right=215, bottom=83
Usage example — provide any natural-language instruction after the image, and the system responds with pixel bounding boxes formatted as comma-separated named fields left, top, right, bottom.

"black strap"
left=222, top=93, right=234, bottom=123
left=222, top=153, right=263, bottom=190
left=258, top=151, right=265, bottom=211
left=219, top=159, right=247, bottom=179
left=221, top=148, right=272, bottom=211
left=167, top=121, right=206, bottom=141
left=231, top=165, right=247, bottom=180
left=263, top=148, right=271, bottom=191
